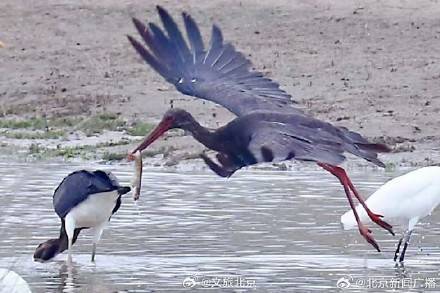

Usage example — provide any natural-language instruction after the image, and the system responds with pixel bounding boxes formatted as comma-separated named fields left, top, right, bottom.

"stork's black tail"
left=338, top=126, right=391, bottom=167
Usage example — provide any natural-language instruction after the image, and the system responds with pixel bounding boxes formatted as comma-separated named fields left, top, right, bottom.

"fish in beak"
left=127, top=117, right=174, bottom=161
left=131, top=150, right=143, bottom=201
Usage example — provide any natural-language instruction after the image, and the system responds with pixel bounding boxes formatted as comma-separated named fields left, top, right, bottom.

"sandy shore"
left=1, top=0, right=440, bottom=169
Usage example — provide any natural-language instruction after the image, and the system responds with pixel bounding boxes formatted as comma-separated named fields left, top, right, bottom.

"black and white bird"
left=33, top=170, right=131, bottom=263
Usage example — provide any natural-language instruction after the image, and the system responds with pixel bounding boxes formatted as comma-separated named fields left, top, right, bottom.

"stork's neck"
left=183, top=119, right=222, bottom=152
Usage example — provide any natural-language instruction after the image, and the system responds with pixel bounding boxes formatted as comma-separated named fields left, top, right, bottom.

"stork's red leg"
left=343, top=173, right=394, bottom=236
left=318, top=163, right=393, bottom=235
left=318, top=162, right=380, bottom=252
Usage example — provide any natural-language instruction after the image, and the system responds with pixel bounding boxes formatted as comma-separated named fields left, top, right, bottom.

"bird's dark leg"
left=200, top=153, right=239, bottom=178
left=394, top=235, right=404, bottom=262
left=216, top=153, right=235, bottom=169
left=399, top=230, right=413, bottom=263
left=318, top=163, right=394, bottom=236
left=318, top=162, right=380, bottom=252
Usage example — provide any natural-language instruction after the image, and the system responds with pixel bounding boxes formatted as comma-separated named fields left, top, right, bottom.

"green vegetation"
left=28, top=143, right=43, bottom=155
left=2, top=130, right=66, bottom=139
left=102, top=152, right=127, bottom=161
left=1, top=113, right=163, bottom=161
left=139, top=145, right=177, bottom=159
left=0, top=113, right=154, bottom=139
left=384, top=162, right=396, bottom=172
left=0, top=117, right=47, bottom=130
left=126, top=121, right=154, bottom=136
left=0, top=116, right=86, bottom=129
left=76, top=113, right=125, bottom=136
left=97, top=139, right=131, bottom=147
left=49, top=117, right=83, bottom=128
left=28, top=144, right=91, bottom=159
left=27, top=138, right=133, bottom=160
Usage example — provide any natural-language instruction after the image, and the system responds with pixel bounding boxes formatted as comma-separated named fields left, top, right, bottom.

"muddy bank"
left=1, top=0, right=440, bottom=169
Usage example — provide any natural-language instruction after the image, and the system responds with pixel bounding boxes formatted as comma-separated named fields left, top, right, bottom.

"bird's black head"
left=129, top=108, right=195, bottom=155
left=117, top=186, right=131, bottom=195
left=163, top=108, right=195, bottom=130
left=33, top=239, right=60, bottom=262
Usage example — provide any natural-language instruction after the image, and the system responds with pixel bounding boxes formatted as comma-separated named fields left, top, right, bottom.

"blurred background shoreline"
left=1, top=0, right=440, bottom=169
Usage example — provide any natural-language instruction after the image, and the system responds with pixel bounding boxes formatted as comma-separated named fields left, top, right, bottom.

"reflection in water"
left=58, top=264, right=76, bottom=293
left=0, top=161, right=440, bottom=292
left=394, top=263, right=408, bottom=278
left=57, top=263, right=117, bottom=293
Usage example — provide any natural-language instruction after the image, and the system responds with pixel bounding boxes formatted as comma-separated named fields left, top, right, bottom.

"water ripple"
left=0, top=162, right=437, bottom=292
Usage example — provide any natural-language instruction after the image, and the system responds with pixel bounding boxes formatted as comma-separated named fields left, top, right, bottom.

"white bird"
left=33, top=170, right=131, bottom=263
left=0, top=269, right=31, bottom=293
left=341, top=166, right=440, bottom=262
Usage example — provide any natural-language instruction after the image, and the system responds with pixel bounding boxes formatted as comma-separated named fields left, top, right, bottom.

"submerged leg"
left=394, top=235, right=404, bottom=262
left=399, top=230, right=413, bottom=263
left=318, top=163, right=394, bottom=235
left=318, top=162, right=380, bottom=252
left=200, top=153, right=239, bottom=178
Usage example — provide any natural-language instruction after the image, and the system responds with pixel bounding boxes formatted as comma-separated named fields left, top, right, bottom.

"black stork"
left=126, top=6, right=394, bottom=251
left=33, top=170, right=131, bottom=263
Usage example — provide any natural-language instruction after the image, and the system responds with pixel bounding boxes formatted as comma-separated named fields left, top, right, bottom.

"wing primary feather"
left=148, top=22, right=187, bottom=74
left=217, top=54, right=241, bottom=71
left=209, top=46, right=227, bottom=67
left=238, top=72, right=264, bottom=79
left=130, top=8, right=298, bottom=116
left=182, top=12, right=204, bottom=63
left=132, top=18, right=169, bottom=62
left=127, top=35, right=174, bottom=82
left=203, top=24, right=224, bottom=64
left=213, top=44, right=236, bottom=69
left=204, top=46, right=224, bottom=66
left=211, top=24, right=223, bottom=46
left=219, top=56, right=250, bottom=73
left=156, top=6, right=192, bottom=63
left=220, top=63, right=251, bottom=77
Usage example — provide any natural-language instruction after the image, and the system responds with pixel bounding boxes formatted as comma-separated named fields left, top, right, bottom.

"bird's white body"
left=65, top=191, right=119, bottom=229
left=0, top=269, right=31, bottom=293
left=65, top=190, right=120, bottom=262
left=341, top=166, right=440, bottom=231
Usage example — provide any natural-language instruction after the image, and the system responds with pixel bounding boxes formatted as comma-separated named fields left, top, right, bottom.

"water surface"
left=1, top=161, right=439, bottom=292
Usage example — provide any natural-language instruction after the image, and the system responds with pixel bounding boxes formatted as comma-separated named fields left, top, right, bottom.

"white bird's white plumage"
left=341, top=166, right=440, bottom=231
left=0, top=269, right=31, bottom=293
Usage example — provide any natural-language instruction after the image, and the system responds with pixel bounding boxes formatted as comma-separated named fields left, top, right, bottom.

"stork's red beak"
left=127, top=117, right=174, bottom=160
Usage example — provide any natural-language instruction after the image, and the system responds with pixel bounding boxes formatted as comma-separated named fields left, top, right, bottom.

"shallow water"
left=1, top=161, right=440, bottom=292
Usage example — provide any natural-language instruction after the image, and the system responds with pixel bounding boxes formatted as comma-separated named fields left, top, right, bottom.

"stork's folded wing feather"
left=248, top=121, right=347, bottom=166
left=128, top=6, right=300, bottom=116
left=246, top=115, right=388, bottom=167
left=53, top=170, right=118, bottom=219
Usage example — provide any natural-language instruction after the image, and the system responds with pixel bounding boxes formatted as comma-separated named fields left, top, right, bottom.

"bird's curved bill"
left=128, top=117, right=173, bottom=159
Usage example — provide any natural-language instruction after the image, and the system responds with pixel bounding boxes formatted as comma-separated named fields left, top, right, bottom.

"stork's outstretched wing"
left=128, top=6, right=300, bottom=117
